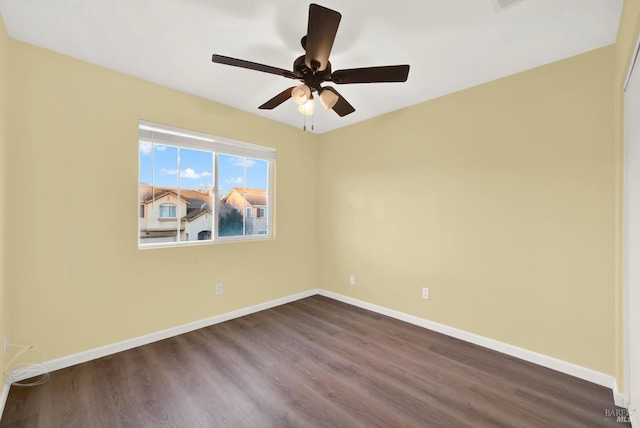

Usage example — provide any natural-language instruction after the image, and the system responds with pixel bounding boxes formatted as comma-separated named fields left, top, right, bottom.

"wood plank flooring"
left=0, top=295, right=630, bottom=427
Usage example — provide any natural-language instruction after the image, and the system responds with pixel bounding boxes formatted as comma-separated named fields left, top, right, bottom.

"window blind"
left=139, top=120, right=276, bottom=161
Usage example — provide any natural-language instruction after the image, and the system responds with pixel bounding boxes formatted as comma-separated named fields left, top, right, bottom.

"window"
left=159, top=204, right=176, bottom=218
left=138, top=120, right=275, bottom=248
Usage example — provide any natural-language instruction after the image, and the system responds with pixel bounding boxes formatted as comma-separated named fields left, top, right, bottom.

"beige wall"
left=614, top=0, right=640, bottom=390
left=5, top=40, right=318, bottom=361
left=0, top=12, right=8, bottom=375
left=1, top=6, right=634, bottom=389
left=318, top=46, right=616, bottom=375
left=616, top=1, right=640, bottom=82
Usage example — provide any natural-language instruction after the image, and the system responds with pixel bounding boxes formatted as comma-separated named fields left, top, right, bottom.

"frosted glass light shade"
left=291, top=84, right=311, bottom=105
left=319, top=89, right=339, bottom=110
left=297, top=97, right=315, bottom=115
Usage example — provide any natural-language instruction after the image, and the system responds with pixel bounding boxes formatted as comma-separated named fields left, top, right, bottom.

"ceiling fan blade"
left=305, top=4, right=341, bottom=72
left=212, top=54, right=297, bottom=79
left=331, top=65, right=410, bottom=84
left=259, top=87, right=296, bottom=110
left=323, top=87, right=355, bottom=117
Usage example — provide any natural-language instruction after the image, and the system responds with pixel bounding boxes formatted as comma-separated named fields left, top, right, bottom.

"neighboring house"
left=221, top=187, right=268, bottom=235
left=139, top=185, right=214, bottom=244
left=139, top=185, right=267, bottom=243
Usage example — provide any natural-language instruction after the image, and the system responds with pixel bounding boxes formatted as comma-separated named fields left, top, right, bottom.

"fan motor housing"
left=294, top=55, right=331, bottom=92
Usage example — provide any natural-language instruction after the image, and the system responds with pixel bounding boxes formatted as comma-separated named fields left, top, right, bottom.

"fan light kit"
left=211, top=3, right=410, bottom=127
left=298, top=94, right=315, bottom=116
left=292, top=84, right=311, bottom=105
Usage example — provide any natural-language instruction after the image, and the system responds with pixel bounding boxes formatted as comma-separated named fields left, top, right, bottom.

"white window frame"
left=138, top=120, right=275, bottom=249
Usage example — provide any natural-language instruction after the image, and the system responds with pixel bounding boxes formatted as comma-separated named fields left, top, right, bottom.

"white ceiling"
left=0, top=0, right=624, bottom=133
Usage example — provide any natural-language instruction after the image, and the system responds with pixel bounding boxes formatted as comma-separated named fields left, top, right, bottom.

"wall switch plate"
left=216, top=283, right=223, bottom=295
left=422, top=287, right=430, bottom=300
left=349, top=275, right=355, bottom=285
left=3, top=336, right=7, bottom=354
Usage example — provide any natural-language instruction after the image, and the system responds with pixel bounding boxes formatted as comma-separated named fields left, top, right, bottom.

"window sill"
left=138, top=233, right=274, bottom=250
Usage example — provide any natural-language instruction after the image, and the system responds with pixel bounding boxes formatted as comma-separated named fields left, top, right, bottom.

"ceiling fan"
left=211, top=3, right=410, bottom=117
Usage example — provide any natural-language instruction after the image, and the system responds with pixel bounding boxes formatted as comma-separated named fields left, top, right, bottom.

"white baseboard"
left=612, top=379, right=627, bottom=408
left=9, top=289, right=318, bottom=381
left=3, top=287, right=622, bottom=419
left=614, top=392, right=627, bottom=408
left=0, top=381, right=9, bottom=421
left=318, top=290, right=618, bottom=392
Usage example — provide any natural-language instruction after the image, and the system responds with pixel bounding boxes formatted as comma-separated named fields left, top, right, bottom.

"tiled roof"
left=227, top=187, right=267, bottom=206
left=139, top=186, right=263, bottom=216
left=139, top=185, right=212, bottom=209
left=139, top=186, right=180, bottom=204
left=180, top=189, right=213, bottom=209
left=231, top=187, right=266, bottom=193
left=183, top=208, right=211, bottom=221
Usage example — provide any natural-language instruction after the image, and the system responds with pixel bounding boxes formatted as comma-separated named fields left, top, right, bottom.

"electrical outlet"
left=422, top=287, right=430, bottom=300
left=3, top=336, right=7, bottom=354
left=349, top=275, right=355, bottom=285
left=216, top=283, right=223, bottom=295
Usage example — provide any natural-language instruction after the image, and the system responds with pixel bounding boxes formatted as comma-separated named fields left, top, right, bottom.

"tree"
left=218, top=208, right=243, bottom=236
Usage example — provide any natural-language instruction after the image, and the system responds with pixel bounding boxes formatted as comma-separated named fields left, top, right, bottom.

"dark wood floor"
left=0, top=295, right=629, bottom=427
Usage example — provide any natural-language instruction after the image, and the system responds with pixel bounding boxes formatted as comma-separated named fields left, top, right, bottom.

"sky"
left=139, top=143, right=268, bottom=193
